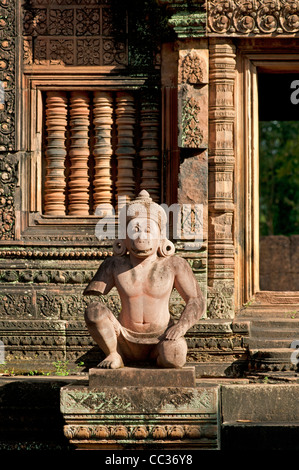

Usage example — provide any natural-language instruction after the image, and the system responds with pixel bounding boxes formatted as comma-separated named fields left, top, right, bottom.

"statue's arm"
left=83, top=257, right=115, bottom=296
left=166, top=257, right=205, bottom=340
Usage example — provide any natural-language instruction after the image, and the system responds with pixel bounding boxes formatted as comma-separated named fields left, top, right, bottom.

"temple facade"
left=1, top=0, right=299, bottom=377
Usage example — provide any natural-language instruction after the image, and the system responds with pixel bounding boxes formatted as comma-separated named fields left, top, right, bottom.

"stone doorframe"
left=235, top=41, right=299, bottom=315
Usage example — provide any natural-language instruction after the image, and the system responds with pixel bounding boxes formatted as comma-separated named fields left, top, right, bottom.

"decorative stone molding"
left=60, top=382, right=220, bottom=449
left=207, top=0, right=299, bottom=36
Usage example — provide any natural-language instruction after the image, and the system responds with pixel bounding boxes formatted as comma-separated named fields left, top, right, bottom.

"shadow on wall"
left=0, top=379, right=74, bottom=450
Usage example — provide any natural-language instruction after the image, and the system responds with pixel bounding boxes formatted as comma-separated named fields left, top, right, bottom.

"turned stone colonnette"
left=84, top=190, right=205, bottom=369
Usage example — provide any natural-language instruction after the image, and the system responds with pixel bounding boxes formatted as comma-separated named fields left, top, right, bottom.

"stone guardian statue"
left=84, top=190, right=205, bottom=369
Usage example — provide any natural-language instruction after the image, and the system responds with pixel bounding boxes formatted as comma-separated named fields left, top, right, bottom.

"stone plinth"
left=89, top=366, right=196, bottom=388
left=60, top=367, right=219, bottom=450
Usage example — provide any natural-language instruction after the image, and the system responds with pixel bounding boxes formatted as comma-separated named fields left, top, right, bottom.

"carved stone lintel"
left=208, top=0, right=299, bottom=36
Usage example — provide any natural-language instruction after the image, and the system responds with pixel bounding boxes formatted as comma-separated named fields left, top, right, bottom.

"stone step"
left=245, top=337, right=296, bottom=349
left=249, top=325, right=299, bottom=339
left=221, top=383, right=299, bottom=421
left=221, top=384, right=299, bottom=448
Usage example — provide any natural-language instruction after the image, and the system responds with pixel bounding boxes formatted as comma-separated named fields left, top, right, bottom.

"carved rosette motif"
left=93, top=92, right=114, bottom=213
left=139, top=95, right=161, bottom=203
left=208, top=0, right=299, bottom=35
left=23, top=2, right=128, bottom=66
left=115, top=92, right=136, bottom=204
left=44, top=92, right=68, bottom=215
left=68, top=91, right=91, bottom=216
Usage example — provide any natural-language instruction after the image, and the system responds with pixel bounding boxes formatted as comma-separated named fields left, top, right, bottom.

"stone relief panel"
left=208, top=0, right=299, bottom=36
left=0, top=154, right=18, bottom=240
left=178, top=49, right=208, bottom=149
left=0, top=0, right=16, bottom=152
left=23, top=0, right=127, bottom=66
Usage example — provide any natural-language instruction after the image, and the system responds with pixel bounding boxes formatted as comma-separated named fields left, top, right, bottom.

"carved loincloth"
left=106, top=308, right=173, bottom=345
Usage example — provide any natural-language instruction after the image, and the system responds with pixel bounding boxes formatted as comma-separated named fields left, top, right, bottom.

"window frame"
left=19, top=68, right=150, bottom=242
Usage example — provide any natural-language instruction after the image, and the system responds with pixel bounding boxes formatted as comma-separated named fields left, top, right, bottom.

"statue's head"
left=113, top=190, right=175, bottom=258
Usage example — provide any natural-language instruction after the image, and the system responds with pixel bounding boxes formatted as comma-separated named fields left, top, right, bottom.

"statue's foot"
left=97, top=352, right=124, bottom=369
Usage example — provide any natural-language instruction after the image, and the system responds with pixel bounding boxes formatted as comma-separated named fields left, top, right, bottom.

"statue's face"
left=126, top=217, right=160, bottom=258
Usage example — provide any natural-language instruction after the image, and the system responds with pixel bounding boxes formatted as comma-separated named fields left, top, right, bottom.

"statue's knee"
left=85, top=301, right=107, bottom=325
left=157, top=337, right=187, bottom=369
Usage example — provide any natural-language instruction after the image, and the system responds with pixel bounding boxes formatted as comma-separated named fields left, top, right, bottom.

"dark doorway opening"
left=258, top=73, right=299, bottom=291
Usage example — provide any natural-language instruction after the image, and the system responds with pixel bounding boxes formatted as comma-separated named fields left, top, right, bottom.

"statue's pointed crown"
left=126, top=190, right=167, bottom=230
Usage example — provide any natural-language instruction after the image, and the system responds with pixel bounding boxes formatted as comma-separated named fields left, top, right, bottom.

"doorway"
left=258, top=73, right=299, bottom=291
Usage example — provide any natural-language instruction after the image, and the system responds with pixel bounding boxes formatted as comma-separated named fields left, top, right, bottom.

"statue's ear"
left=113, top=239, right=127, bottom=256
left=158, top=239, right=175, bottom=257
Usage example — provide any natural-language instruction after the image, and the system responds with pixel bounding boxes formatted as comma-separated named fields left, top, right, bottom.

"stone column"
left=44, top=91, right=68, bottom=216
left=68, top=91, right=90, bottom=216
left=139, top=94, right=160, bottom=203
left=208, top=39, right=236, bottom=318
left=115, top=92, right=136, bottom=205
left=92, top=91, right=114, bottom=214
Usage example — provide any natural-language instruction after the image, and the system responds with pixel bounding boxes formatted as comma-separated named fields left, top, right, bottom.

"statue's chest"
left=115, top=264, right=173, bottom=298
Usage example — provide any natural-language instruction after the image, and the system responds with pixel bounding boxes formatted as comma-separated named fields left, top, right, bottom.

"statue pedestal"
left=60, top=366, right=220, bottom=450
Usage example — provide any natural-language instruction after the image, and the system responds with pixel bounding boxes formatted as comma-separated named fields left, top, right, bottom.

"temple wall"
left=1, top=0, right=299, bottom=374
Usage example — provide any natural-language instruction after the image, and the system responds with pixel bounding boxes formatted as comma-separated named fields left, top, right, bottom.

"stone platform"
left=60, top=366, right=220, bottom=450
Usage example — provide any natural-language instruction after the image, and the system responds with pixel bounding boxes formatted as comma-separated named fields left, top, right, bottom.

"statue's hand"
left=165, top=323, right=185, bottom=341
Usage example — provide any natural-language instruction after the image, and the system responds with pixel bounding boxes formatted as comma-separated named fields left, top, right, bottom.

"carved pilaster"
left=44, top=91, right=68, bottom=216
left=68, top=91, right=90, bottom=216
left=208, top=39, right=236, bottom=318
left=115, top=92, right=136, bottom=204
left=177, top=48, right=209, bottom=309
left=139, top=95, right=160, bottom=203
left=92, top=91, right=114, bottom=214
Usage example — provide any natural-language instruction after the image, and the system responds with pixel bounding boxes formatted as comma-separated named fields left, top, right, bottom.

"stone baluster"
left=68, top=91, right=90, bottom=216
left=92, top=91, right=114, bottom=214
left=115, top=92, right=136, bottom=206
left=44, top=91, right=68, bottom=216
left=139, top=96, right=160, bottom=203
